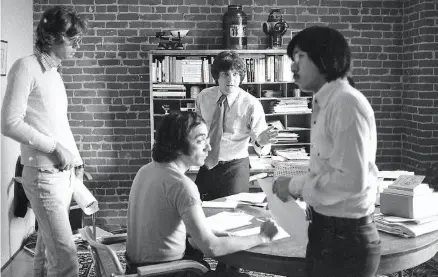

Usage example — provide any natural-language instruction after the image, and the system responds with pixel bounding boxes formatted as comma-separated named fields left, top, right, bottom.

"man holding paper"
left=272, top=26, right=381, bottom=277
left=126, top=112, right=278, bottom=276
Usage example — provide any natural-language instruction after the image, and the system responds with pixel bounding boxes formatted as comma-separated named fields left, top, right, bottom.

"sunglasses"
left=64, top=36, right=82, bottom=48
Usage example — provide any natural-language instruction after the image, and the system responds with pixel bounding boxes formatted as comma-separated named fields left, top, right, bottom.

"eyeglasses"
left=64, top=36, right=82, bottom=48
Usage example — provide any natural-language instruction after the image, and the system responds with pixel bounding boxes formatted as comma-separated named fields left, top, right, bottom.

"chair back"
left=80, top=226, right=125, bottom=277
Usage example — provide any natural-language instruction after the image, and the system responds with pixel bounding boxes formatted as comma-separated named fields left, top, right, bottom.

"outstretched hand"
left=257, top=126, right=279, bottom=146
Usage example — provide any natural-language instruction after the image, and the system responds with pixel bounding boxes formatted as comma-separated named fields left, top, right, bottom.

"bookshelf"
left=149, top=49, right=312, bottom=172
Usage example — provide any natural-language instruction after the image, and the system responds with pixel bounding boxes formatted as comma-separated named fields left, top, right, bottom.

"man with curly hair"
left=1, top=6, right=87, bottom=277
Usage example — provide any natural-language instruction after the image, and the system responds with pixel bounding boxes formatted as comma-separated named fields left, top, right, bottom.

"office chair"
left=80, top=226, right=209, bottom=277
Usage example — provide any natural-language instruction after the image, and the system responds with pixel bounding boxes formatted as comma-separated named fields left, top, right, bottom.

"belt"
left=309, top=207, right=374, bottom=228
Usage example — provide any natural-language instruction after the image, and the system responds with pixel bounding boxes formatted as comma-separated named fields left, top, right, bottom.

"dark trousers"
left=125, top=239, right=209, bottom=276
left=195, top=157, right=249, bottom=201
left=305, top=208, right=381, bottom=277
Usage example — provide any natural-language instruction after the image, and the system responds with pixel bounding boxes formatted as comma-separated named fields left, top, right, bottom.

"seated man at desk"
left=195, top=51, right=278, bottom=201
left=126, top=112, right=278, bottom=276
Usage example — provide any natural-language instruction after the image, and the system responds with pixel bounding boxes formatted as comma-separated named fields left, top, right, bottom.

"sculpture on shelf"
left=155, top=29, right=189, bottom=50
left=262, top=9, right=288, bottom=49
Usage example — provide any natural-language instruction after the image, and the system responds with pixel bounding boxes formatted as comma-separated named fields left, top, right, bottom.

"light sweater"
left=1, top=54, right=82, bottom=167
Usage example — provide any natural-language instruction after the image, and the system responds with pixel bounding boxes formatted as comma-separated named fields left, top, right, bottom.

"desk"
left=204, top=204, right=438, bottom=276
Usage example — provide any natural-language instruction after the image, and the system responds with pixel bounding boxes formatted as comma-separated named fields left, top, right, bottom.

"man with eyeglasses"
left=1, top=6, right=87, bottom=277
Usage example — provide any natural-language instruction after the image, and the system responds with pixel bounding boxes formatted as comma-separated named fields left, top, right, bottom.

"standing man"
left=272, top=26, right=381, bottom=277
left=195, top=51, right=278, bottom=201
left=1, top=6, right=87, bottom=277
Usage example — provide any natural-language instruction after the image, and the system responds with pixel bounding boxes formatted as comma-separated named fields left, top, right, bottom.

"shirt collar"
left=313, top=78, right=349, bottom=108
left=217, top=87, right=240, bottom=106
left=35, top=50, right=61, bottom=72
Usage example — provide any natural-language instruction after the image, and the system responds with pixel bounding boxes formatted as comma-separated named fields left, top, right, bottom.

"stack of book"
left=152, top=84, right=186, bottom=98
left=274, top=147, right=309, bottom=160
left=270, top=98, right=311, bottom=114
left=375, top=213, right=438, bottom=238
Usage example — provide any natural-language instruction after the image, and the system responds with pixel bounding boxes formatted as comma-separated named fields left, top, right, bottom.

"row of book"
left=151, top=55, right=295, bottom=84
left=152, top=84, right=186, bottom=97
left=241, top=55, right=294, bottom=83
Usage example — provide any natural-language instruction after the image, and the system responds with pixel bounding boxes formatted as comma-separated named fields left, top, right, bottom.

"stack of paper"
left=375, top=213, right=438, bottom=238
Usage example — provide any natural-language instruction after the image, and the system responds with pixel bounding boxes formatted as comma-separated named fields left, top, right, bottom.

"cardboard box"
left=380, top=192, right=438, bottom=219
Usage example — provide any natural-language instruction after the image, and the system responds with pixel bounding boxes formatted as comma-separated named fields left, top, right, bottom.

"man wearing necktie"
left=195, top=51, right=278, bottom=201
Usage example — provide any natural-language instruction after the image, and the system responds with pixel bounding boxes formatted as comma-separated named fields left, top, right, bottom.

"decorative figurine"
left=155, top=30, right=189, bottom=50
left=262, top=9, right=288, bottom=49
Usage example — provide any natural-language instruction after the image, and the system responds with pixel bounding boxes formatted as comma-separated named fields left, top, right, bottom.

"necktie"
left=204, top=94, right=227, bottom=169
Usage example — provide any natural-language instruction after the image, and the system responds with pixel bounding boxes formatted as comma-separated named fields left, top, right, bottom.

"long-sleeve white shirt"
left=289, top=78, right=378, bottom=218
left=195, top=86, right=270, bottom=161
left=1, top=54, right=82, bottom=168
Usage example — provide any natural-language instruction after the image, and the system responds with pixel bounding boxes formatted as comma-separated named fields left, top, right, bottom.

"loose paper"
left=206, top=211, right=253, bottom=231
left=232, top=225, right=290, bottom=241
left=72, top=177, right=99, bottom=215
left=258, top=178, right=308, bottom=243
left=202, top=201, right=238, bottom=209
left=226, top=192, right=267, bottom=204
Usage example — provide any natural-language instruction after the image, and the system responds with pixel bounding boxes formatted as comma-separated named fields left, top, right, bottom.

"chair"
left=80, top=226, right=209, bottom=277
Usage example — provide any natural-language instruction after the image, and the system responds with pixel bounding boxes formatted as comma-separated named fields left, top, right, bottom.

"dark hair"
left=152, top=112, right=205, bottom=163
left=287, top=26, right=351, bottom=82
left=211, top=51, right=247, bottom=83
left=35, top=6, right=87, bottom=53
left=347, top=76, right=355, bottom=87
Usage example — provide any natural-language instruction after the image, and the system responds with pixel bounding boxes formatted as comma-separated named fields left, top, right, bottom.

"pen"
left=255, top=218, right=265, bottom=222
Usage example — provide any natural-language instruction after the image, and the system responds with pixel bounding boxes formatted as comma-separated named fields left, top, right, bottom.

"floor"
left=1, top=250, right=34, bottom=277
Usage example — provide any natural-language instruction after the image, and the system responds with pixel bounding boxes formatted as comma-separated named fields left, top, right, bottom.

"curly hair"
left=152, top=112, right=205, bottom=163
left=35, top=6, right=87, bottom=53
left=287, top=26, right=351, bottom=83
left=211, top=51, right=247, bottom=83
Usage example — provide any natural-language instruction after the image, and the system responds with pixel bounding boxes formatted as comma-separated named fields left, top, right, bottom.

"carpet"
left=77, top=251, right=438, bottom=277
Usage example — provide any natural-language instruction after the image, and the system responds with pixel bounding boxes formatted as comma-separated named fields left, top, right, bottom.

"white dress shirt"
left=289, top=78, right=378, bottom=218
left=196, top=86, right=270, bottom=161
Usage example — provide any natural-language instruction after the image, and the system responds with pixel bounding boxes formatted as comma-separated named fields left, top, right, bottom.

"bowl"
left=170, top=29, right=189, bottom=38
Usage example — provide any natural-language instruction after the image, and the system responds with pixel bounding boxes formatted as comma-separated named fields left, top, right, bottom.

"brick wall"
left=32, top=0, right=437, bottom=229
left=401, top=0, right=438, bottom=189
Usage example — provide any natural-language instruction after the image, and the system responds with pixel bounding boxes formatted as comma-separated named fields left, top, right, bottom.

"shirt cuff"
left=288, top=174, right=305, bottom=196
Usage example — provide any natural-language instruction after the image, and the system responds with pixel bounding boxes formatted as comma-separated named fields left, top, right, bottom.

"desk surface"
left=204, top=204, right=438, bottom=276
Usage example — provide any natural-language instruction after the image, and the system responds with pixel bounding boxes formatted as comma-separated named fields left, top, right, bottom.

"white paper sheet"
left=226, top=192, right=266, bottom=204
left=258, top=178, right=309, bottom=243
left=202, top=201, right=238, bottom=209
left=232, top=225, right=290, bottom=241
left=72, top=177, right=99, bottom=215
left=206, top=211, right=253, bottom=231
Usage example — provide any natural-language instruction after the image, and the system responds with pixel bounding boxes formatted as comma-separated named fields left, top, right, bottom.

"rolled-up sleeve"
left=248, top=101, right=271, bottom=155
left=1, top=59, right=56, bottom=153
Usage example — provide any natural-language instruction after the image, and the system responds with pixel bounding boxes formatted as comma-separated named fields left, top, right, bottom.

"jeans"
left=22, top=166, right=78, bottom=277
left=305, top=209, right=381, bottom=277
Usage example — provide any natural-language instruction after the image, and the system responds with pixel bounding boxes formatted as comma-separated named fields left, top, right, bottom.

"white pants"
left=22, top=166, right=79, bottom=277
